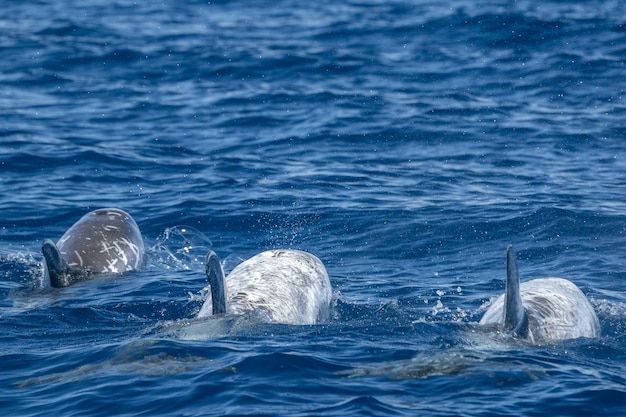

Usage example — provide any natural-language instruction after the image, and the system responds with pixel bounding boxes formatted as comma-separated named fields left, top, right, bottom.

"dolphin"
left=479, top=245, right=600, bottom=344
left=197, top=249, right=332, bottom=325
left=42, top=208, right=146, bottom=288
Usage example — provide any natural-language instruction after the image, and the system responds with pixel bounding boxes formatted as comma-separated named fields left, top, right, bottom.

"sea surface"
left=2, top=0, right=626, bottom=415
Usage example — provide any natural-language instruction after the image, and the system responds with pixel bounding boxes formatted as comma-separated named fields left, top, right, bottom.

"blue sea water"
left=2, top=0, right=626, bottom=415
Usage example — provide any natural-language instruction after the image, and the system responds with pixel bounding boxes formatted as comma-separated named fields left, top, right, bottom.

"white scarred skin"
left=56, top=208, right=145, bottom=273
left=198, top=250, right=332, bottom=325
left=479, top=277, right=600, bottom=344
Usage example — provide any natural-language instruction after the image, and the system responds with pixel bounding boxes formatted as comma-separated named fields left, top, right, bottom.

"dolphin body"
left=479, top=245, right=600, bottom=344
left=198, top=249, right=332, bottom=325
left=42, top=208, right=146, bottom=288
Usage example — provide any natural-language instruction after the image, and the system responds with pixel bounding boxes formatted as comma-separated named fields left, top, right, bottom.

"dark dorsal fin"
left=205, top=250, right=227, bottom=315
left=503, top=245, right=528, bottom=337
left=42, top=239, right=88, bottom=288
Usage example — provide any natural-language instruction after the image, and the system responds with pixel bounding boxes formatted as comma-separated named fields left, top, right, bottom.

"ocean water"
left=2, top=0, right=626, bottom=415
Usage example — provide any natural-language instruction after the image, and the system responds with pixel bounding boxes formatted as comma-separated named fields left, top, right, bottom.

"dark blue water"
left=2, top=0, right=626, bottom=415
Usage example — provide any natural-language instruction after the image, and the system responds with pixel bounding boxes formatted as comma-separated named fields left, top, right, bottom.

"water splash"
left=151, top=226, right=213, bottom=271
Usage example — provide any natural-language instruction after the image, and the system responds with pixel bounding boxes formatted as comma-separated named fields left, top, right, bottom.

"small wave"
left=0, top=252, right=45, bottom=287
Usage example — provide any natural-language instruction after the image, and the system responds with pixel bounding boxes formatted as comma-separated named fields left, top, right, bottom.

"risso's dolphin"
left=197, top=249, right=332, bottom=325
left=42, top=208, right=146, bottom=288
left=479, top=245, right=600, bottom=344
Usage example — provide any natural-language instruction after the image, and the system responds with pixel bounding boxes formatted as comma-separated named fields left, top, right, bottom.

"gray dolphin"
left=198, top=249, right=332, bottom=325
left=42, top=208, right=146, bottom=288
left=479, top=245, right=600, bottom=344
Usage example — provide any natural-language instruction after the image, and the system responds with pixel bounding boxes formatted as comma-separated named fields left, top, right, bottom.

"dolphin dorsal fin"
left=503, top=245, right=528, bottom=336
left=205, top=250, right=227, bottom=315
left=42, top=239, right=87, bottom=288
